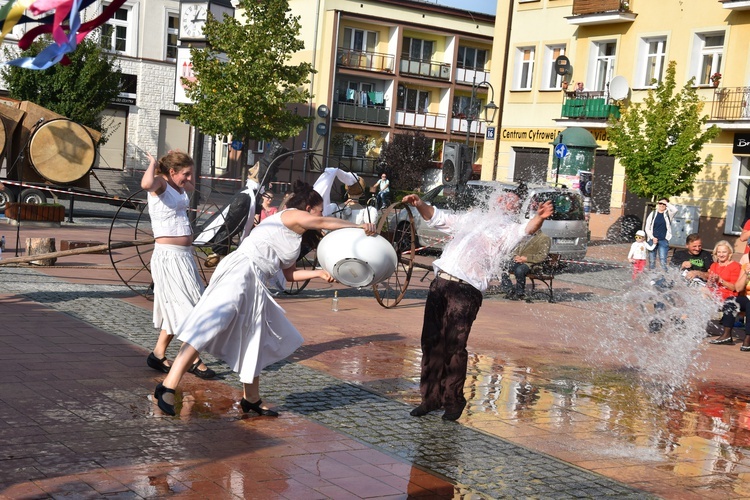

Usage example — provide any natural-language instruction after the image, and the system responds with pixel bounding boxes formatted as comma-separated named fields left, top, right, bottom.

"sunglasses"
left=658, top=202, right=666, bottom=206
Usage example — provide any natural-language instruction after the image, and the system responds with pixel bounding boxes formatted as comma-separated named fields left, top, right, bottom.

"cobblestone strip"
left=1, top=267, right=650, bottom=499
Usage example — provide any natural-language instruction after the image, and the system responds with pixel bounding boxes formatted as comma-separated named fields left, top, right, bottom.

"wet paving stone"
left=0, top=267, right=653, bottom=499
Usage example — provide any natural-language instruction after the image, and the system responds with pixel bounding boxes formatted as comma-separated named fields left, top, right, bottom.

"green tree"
left=179, top=0, right=313, bottom=142
left=378, top=130, right=433, bottom=191
left=607, top=60, right=720, bottom=201
left=0, top=36, right=122, bottom=141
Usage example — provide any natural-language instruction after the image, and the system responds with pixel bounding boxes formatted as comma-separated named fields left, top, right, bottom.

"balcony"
left=710, top=87, right=750, bottom=121
left=455, top=68, right=490, bottom=86
left=399, top=57, right=451, bottom=80
left=450, top=116, right=487, bottom=136
left=567, top=0, right=636, bottom=25
left=334, top=102, right=390, bottom=126
left=337, top=48, right=395, bottom=73
left=395, top=110, right=447, bottom=131
left=560, top=91, right=621, bottom=120
left=720, top=0, right=750, bottom=10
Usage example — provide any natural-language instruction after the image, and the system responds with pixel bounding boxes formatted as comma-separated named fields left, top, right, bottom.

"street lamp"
left=465, top=79, right=498, bottom=146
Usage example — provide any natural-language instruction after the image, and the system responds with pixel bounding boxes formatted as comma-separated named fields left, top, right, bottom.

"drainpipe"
left=304, top=0, right=322, bottom=176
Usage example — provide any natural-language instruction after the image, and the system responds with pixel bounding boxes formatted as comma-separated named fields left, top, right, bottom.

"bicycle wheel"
left=285, top=249, right=318, bottom=295
left=108, top=190, right=155, bottom=298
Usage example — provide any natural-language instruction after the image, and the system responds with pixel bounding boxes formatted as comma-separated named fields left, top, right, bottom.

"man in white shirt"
left=401, top=189, right=553, bottom=420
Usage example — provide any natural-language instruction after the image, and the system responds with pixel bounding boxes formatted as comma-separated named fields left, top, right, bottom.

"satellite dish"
left=609, top=76, right=630, bottom=100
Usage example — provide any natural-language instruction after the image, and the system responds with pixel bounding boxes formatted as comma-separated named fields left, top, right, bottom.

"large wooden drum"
left=28, top=118, right=95, bottom=184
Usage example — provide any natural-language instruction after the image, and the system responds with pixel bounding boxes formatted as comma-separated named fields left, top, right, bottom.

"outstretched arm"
left=524, top=201, right=553, bottom=235
left=401, top=194, right=435, bottom=221
left=282, top=209, right=377, bottom=235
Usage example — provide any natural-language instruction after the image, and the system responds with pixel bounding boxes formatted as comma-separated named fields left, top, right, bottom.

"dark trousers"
left=418, top=277, right=483, bottom=412
left=508, top=262, right=531, bottom=295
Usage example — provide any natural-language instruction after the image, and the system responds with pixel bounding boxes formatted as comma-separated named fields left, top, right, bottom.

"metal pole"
left=555, top=133, right=562, bottom=186
left=67, top=188, right=74, bottom=223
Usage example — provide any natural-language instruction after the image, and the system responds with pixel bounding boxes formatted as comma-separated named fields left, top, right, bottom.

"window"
left=543, top=44, right=566, bottom=90
left=397, top=88, right=430, bottom=112
left=728, top=157, right=750, bottom=233
left=457, top=46, right=487, bottom=71
left=343, top=27, right=377, bottom=52
left=514, top=46, right=535, bottom=90
left=166, top=12, right=179, bottom=61
left=402, top=37, right=434, bottom=61
left=695, top=32, right=724, bottom=85
left=641, top=37, right=667, bottom=87
left=101, top=6, right=130, bottom=53
left=592, top=41, right=616, bottom=91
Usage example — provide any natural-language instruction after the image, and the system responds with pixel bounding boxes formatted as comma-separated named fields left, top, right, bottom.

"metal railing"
left=572, top=0, right=627, bottom=15
left=334, top=102, right=390, bottom=126
left=560, top=91, right=621, bottom=120
left=399, top=57, right=451, bottom=80
left=710, top=87, right=750, bottom=120
left=337, top=48, right=395, bottom=73
left=326, top=155, right=381, bottom=175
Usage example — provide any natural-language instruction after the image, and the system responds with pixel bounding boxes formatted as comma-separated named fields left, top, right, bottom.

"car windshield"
left=527, top=192, right=584, bottom=221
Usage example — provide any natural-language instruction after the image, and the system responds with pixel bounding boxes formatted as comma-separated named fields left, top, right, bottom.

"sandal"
left=147, top=352, right=171, bottom=373
left=709, top=337, right=734, bottom=345
left=240, top=398, right=279, bottom=417
left=154, top=383, right=176, bottom=416
left=187, top=359, right=216, bottom=379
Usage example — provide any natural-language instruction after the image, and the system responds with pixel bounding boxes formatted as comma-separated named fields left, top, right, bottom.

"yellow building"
left=280, top=0, right=495, bottom=189
left=486, top=0, right=750, bottom=245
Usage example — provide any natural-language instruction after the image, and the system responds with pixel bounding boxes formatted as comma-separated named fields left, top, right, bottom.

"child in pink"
left=628, top=230, right=655, bottom=279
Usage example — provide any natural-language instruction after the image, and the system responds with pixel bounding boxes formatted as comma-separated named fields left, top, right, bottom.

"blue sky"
left=433, top=0, right=496, bottom=15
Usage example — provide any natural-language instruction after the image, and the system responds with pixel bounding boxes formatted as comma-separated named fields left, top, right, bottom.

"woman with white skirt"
left=153, top=181, right=377, bottom=416
left=142, top=151, right=215, bottom=379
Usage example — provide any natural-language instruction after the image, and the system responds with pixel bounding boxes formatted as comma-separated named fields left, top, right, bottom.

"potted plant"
left=710, top=72, right=722, bottom=87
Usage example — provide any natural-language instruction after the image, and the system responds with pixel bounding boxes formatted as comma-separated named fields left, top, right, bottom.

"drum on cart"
left=28, top=118, right=95, bottom=184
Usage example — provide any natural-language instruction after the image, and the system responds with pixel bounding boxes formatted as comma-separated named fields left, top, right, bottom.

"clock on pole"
left=178, top=0, right=235, bottom=42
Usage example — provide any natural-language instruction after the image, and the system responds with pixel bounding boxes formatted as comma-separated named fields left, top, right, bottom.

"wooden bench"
left=527, top=253, right=564, bottom=303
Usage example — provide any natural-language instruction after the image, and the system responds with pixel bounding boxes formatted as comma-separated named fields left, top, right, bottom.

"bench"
left=527, top=253, right=564, bottom=303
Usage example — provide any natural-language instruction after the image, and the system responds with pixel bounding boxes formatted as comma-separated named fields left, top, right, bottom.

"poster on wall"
left=174, top=47, right=195, bottom=105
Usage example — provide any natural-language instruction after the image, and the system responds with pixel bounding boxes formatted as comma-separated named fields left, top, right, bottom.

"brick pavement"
left=0, top=260, right=648, bottom=499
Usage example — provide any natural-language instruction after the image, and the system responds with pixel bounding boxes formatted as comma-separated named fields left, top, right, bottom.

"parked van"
left=390, top=180, right=588, bottom=260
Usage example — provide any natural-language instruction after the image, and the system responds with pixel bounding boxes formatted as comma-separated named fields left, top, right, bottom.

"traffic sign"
left=554, top=143, right=569, bottom=159
left=231, top=140, right=243, bottom=150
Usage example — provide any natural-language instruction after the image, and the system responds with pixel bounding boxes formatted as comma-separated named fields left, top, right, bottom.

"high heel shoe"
left=240, top=398, right=279, bottom=417
left=147, top=352, right=171, bottom=373
left=154, top=383, right=176, bottom=416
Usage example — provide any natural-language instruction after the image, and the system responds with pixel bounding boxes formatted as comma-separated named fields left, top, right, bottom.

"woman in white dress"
left=142, top=151, right=215, bottom=379
left=153, top=181, right=377, bottom=416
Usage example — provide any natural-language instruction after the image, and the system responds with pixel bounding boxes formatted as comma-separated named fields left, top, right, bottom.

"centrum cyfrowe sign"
left=501, top=128, right=609, bottom=143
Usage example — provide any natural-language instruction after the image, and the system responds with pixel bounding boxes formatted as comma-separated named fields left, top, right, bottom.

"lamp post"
left=465, top=77, right=498, bottom=146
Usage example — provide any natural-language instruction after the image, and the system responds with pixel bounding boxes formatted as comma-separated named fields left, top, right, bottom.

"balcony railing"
left=568, top=0, right=636, bottom=25
left=337, top=48, right=395, bottom=73
left=395, top=110, right=447, bottom=131
left=560, top=91, right=621, bottom=120
left=710, top=87, right=750, bottom=120
left=455, top=68, right=490, bottom=85
left=326, top=155, right=381, bottom=175
left=333, top=102, right=390, bottom=126
left=399, top=57, right=451, bottom=80
left=450, top=117, right=487, bottom=135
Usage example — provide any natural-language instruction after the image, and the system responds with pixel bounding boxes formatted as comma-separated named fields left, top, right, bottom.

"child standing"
left=628, top=230, right=655, bottom=279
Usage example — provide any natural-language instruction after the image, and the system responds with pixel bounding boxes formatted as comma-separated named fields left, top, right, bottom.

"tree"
left=179, top=0, right=314, bottom=142
left=607, top=61, right=720, bottom=201
left=0, top=36, right=122, bottom=142
left=378, top=130, right=433, bottom=191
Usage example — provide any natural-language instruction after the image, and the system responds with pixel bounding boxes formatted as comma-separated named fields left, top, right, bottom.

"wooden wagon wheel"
left=108, top=188, right=224, bottom=298
left=373, top=202, right=416, bottom=308
left=108, top=190, right=154, bottom=298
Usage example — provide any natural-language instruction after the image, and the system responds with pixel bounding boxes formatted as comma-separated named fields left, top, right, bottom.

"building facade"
left=486, top=0, right=750, bottom=246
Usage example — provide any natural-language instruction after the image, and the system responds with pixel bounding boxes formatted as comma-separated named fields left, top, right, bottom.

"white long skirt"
left=176, top=250, right=304, bottom=383
left=150, top=243, right=204, bottom=336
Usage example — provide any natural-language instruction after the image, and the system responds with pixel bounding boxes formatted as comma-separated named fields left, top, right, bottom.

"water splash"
left=558, top=268, right=720, bottom=408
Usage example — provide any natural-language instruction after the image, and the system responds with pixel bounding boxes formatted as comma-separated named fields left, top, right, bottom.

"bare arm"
left=140, top=153, right=167, bottom=194
left=524, top=201, right=554, bottom=235
left=283, top=263, right=334, bottom=283
left=282, top=209, right=377, bottom=235
left=740, top=229, right=750, bottom=243
left=401, top=194, right=435, bottom=221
